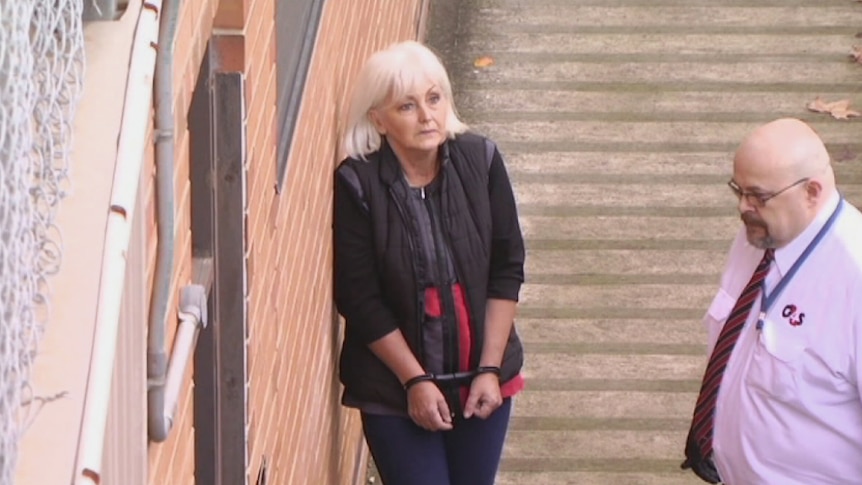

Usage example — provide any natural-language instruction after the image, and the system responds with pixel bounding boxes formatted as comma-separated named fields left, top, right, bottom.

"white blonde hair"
left=342, top=41, right=468, bottom=160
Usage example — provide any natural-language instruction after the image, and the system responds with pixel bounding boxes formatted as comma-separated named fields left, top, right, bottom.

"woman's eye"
left=398, top=103, right=414, bottom=112
left=428, top=93, right=441, bottom=104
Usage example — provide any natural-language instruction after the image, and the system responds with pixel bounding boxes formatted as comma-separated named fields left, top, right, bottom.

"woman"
left=333, top=40, right=525, bottom=485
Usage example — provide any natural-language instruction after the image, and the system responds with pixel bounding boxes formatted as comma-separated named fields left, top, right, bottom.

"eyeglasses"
left=727, top=178, right=809, bottom=207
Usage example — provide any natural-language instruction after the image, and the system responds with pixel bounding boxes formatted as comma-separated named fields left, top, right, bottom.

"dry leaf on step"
left=807, top=97, right=861, bottom=120
left=851, top=45, right=862, bottom=64
left=473, top=56, right=495, bottom=68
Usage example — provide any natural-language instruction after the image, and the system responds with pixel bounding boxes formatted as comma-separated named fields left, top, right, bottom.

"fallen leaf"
left=473, top=56, right=495, bottom=68
left=852, top=45, right=862, bottom=64
left=807, top=97, right=861, bottom=120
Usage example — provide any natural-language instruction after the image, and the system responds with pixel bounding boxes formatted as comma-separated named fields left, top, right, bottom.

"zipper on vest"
left=389, top=186, right=426, bottom=362
left=436, top=180, right=476, bottom=372
left=425, top=194, right=457, bottom=374
left=424, top=189, right=461, bottom=418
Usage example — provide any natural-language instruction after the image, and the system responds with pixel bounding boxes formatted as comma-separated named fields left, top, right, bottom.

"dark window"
left=275, top=0, right=326, bottom=193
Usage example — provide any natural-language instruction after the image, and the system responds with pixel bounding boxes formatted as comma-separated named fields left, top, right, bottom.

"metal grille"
left=0, top=0, right=84, bottom=482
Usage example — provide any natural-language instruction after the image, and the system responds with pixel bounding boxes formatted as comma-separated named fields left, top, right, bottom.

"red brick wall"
left=244, top=1, right=425, bottom=483
left=143, top=0, right=425, bottom=483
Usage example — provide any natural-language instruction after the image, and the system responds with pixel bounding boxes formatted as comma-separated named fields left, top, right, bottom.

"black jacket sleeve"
left=486, top=145, right=526, bottom=301
left=333, top=166, right=401, bottom=344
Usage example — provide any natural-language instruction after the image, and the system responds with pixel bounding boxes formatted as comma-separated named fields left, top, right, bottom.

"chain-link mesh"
left=0, top=0, right=84, bottom=482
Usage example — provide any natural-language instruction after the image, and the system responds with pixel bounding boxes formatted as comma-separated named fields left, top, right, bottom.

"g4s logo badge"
left=782, top=304, right=805, bottom=327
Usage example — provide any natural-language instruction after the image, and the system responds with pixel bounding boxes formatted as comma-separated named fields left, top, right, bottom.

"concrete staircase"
left=426, top=1, right=862, bottom=483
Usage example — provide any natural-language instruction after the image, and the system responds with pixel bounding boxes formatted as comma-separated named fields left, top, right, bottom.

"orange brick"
left=147, top=1, right=426, bottom=484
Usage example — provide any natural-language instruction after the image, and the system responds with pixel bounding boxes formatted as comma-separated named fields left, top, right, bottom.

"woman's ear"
left=368, top=110, right=386, bottom=135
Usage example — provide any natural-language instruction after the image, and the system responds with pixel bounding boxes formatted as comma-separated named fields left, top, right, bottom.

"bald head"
left=732, top=118, right=837, bottom=249
left=734, top=118, right=834, bottom=192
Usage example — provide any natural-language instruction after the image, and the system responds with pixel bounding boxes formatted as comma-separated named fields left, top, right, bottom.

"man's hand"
left=463, top=373, right=502, bottom=419
left=681, top=457, right=721, bottom=484
left=681, top=438, right=721, bottom=484
left=407, top=381, right=453, bottom=431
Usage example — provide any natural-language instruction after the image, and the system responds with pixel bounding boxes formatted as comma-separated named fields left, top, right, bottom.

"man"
left=682, top=118, right=862, bottom=484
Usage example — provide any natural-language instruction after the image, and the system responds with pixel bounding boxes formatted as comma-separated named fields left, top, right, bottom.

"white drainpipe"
left=72, top=1, right=163, bottom=483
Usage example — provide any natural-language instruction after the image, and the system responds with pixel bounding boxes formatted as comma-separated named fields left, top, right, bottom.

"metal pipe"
left=73, top=1, right=163, bottom=483
left=146, top=0, right=180, bottom=442
left=152, top=284, right=209, bottom=441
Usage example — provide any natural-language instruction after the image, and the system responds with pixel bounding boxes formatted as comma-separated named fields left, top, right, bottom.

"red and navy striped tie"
left=688, top=248, right=774, bottom=458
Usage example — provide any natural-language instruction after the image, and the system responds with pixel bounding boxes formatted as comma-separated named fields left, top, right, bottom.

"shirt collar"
left=772, top=191, right=840, bottom=277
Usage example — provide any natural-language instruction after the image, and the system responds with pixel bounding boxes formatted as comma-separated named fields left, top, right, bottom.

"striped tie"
left=688, top=248, right=774, bottom=459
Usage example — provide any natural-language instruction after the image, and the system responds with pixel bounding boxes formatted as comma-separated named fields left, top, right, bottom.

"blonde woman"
left=333, top=41, right=526, bottom=485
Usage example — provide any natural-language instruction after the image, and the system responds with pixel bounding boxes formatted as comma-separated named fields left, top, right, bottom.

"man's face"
left=730, top=161, right=810, bottom=249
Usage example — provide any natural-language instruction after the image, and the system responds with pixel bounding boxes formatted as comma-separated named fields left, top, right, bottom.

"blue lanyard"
left=755, top=198, right=844, bottom=330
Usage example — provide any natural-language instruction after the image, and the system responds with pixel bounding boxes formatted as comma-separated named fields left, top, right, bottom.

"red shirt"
left=425, top=284, right=524, bottom=405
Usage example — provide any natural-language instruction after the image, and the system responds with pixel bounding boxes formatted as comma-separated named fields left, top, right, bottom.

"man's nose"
left=737, top=195, right=755, bottom=213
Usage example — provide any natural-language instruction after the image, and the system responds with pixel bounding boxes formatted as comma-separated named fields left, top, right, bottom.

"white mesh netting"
left=0, top=0, right=84, bottom=482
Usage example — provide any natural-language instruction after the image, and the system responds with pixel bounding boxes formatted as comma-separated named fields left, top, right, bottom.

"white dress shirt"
left=704, top=192, right=862, bottom=485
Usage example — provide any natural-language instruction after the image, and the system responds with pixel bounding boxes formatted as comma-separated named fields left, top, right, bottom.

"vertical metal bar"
left=190, top=45, right=218, bottom=485
left=191, top=49, right=249, bottom=485
left=210, top=70, right=249, bottom=485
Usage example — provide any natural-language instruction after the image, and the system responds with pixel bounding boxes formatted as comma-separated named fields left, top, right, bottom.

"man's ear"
left=368, top=110, right=386, bottom=135
left=805, top=179, right=822, bottom=205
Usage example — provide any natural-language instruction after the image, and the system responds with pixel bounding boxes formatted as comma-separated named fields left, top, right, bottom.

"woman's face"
left=370, top=78, right=449, bottom=162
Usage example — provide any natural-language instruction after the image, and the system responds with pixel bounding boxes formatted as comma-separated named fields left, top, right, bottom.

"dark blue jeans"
left=361, top=398, right=512, bottom=485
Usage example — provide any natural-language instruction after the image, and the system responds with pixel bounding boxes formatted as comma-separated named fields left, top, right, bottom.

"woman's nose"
left=416, top=103, right=430, bottom=121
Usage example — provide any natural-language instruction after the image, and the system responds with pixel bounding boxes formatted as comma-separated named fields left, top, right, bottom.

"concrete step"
left=512, top=390, right=698, bottom=419
left=517, top=318, right=707, bottom=346
left=468, top=3, right=860, bottom=29
left=514, top=183, right=862, bottom=208
left=477, top=120, right=861, bottom=145
left=503, top=429, right=684, bottom=460
left=496, top=471, right=701, bottom=485
left=460, top=32, right=856, bottom=56
left=526, top=249, right=723, bottom=276
left=520, top=215, right=737, bottom=240
left=520, top=282, right=714, bottom=309
left=504, top=152, right=727, bottom=175
left=460, top=90, right=858, bottom=116
left=523, top=352, right=703, bottom=381
left=501, top=152, right=862, bottom=177
left=515, top=184, right=736, bottom=208
left=464, top=61, right=862, bottom=86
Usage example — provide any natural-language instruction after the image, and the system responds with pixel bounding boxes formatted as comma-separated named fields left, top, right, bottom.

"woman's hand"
left=407, top=382, right=453, bottom=431
left=463, top=373, right=502, bottom=419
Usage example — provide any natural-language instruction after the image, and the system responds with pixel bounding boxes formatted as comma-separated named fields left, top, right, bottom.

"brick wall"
left=143, top=0, right=425, bottom=483
left=244, top=1, right=424, bottom=483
